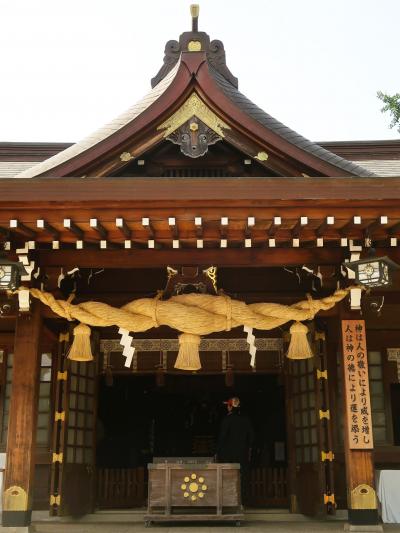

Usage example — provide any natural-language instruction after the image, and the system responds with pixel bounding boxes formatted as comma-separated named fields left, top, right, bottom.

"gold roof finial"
left=190, top=4, right=199, bottom=32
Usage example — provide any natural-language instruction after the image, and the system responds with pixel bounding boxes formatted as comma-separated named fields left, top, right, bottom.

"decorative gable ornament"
left=158, top=93, right=230, bottom=138
left=166, top=116, right=222, bottom=158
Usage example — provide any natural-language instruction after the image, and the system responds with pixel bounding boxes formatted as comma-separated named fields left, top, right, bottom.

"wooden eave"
left=1, top=176, right=400, bottom=270
left=1, top=176, right=400, bottom=204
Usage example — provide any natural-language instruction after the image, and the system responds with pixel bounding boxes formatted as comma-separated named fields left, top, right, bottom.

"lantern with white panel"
left=345, top=256, right=400, bottom=288
left=0, top=256, right=28, bottom=291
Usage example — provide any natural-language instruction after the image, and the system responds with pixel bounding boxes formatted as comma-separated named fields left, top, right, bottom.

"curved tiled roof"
left=352, top=160, right=400, bottom=177
left=210, top=67, right=376, bottom=177
left=11, top=47, right=376, bottom=179
left=14, top=61, right=181, bottom=179
left=0, top=161, right=39, bottom=178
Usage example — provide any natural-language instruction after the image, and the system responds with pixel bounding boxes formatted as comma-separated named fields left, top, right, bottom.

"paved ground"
left=24, top=522, right=400, bottom=533
left=1, top=511, right=400, bottom=532
left=15, top=520, right=400, bottom=533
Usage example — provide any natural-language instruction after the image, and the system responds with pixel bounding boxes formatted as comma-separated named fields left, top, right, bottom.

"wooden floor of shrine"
left=4, top=510, right=396, bottom=533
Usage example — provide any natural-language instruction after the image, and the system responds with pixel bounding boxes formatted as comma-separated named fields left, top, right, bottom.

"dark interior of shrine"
left=96, top=373, right=287, bottom=469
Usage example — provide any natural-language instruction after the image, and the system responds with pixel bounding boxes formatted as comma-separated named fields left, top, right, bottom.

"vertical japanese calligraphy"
left=341, top=320, right=374, bottom=450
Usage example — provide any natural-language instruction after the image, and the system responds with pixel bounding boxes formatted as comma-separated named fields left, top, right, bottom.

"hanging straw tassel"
left=67, top=323, right=93, bottom=362
left=287, top=321, right=313, bottom=360
left=174, top=333, right=201, bottom=370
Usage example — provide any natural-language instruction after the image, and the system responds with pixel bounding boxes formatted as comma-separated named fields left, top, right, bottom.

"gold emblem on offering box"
left=180, top=473, right=207, bottom=501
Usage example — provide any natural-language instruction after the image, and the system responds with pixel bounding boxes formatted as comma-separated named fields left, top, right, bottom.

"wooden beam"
left=268, top=216, right=281, bottom=237
left=36, top=219, right=60, bottom=239
left=115, top=217, right=131, bottom=239
left=35, top=247, right=349, bottom=269
left=194, top=217, right=203, bottom=248
left=2, top=178, right=400, bottom=205
left=244, top=216, right=255, bottom=248
left=2, top=302, right=42, bottom=528
left=9, top=219, right=36, bottom=239
left=291, top=216, right=308, bottom=238
left=389, top=221, right=400, bottom=236
left=90, top=218, right=108, bottom=240
left=168, top=217, right=179, bottom=248
left=220, top=216, right=228, bottom=248
left=363, top=216, right=388, bottom=241
left=340, top=216, right=362, bottom=236
left=63, top=218, right=84, bottom=240
left=316, top=216, right=335, bottom=237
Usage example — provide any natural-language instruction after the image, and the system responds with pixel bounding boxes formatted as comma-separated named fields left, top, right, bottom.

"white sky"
left=0, top=0, right=399, bottom=143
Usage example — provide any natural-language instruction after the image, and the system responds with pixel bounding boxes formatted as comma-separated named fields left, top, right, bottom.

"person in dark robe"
left=217, top=397, right=254, bottom=502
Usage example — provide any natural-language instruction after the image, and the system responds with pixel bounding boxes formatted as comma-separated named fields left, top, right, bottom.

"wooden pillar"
left=2, top=302, right=42, bottom=528
left=339, top=311, right=380, bottom=527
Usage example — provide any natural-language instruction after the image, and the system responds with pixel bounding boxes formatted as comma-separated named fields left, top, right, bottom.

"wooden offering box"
left=145, top=459, right=243, bottom=525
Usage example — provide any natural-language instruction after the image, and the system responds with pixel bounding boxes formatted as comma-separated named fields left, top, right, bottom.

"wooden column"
left=2, top=302, right=42, bottom=527
left=339, top=309, right=380, bottom=527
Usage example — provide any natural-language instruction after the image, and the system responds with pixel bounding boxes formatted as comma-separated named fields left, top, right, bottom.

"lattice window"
left=0, top=352, right=53, bottom=447
left=292, top=358, right=318, bottom=464
left=66, top=361, right=96, bottom=464
left=36, top=353, right=52, bottom=445
left=367, top=350, right=387, bottom=444
left=162, top=168, right=231, bottom=177
left=1, top=352, right=13, bottom=445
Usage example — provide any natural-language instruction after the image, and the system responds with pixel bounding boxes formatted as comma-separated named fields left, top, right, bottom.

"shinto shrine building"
left=0, top=5, right=400, bottom=531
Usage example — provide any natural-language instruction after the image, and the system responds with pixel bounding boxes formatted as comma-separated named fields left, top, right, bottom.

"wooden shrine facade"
left=1, top=5, right=400, bottom=529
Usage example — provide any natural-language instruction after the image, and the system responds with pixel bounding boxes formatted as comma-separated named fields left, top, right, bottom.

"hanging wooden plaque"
left=341, top=320, right=374, bottom=450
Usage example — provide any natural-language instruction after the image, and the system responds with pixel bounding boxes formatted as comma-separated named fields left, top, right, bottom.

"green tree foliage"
left=377, top=91, right=400, bottom=132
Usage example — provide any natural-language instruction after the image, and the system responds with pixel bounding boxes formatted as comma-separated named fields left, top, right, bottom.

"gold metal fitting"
left=57, top=371, right=68, bottom=381
left=317, top=369, right=328, bottom=380
left=54, top=411, right=65, bottom=422
left=324, top=493, right=335, bottom=505
left=50, top=494, right=61, bottom=506
left=321, top=450, right=335, bottom=462
left=52, top=452, right=63, bottom=463
left=190, top=4, right=200, bottom=18
left=255, top=151, right=269, bottom=162
left=319, top=409, right=330, bottom=420
left=188, top=41, right=202, bottom=52
left=351, top=484, right=377, bottom=510
left=59, top=332, right=69, bottom=343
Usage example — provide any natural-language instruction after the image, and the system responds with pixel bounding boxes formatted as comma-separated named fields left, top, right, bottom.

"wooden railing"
left=97, top=467, right=146, bottom=508
left=248, top=467, right=288, bottom=507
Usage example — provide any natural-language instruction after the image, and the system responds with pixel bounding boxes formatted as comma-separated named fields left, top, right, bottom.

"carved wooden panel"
left=100, top=338, right=283, bottom=354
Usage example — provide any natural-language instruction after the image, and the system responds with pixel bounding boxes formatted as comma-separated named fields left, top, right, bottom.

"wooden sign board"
left=387, top=348, right=400, bottom=361
left=341, top=320, right=374, bottom=450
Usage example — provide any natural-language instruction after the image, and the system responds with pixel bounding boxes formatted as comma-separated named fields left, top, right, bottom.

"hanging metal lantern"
left=0, top=257, right=28, bottom=291
left=345, top=255, right=400, bottom=288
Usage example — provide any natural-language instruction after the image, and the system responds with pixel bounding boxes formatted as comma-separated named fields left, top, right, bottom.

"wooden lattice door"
left=50, top=333, right=97, bottom=516
left=288, top=330, right=334, bottom=516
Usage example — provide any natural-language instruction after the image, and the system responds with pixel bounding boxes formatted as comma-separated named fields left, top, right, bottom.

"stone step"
left=31, top=508, right=349, bottom=524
